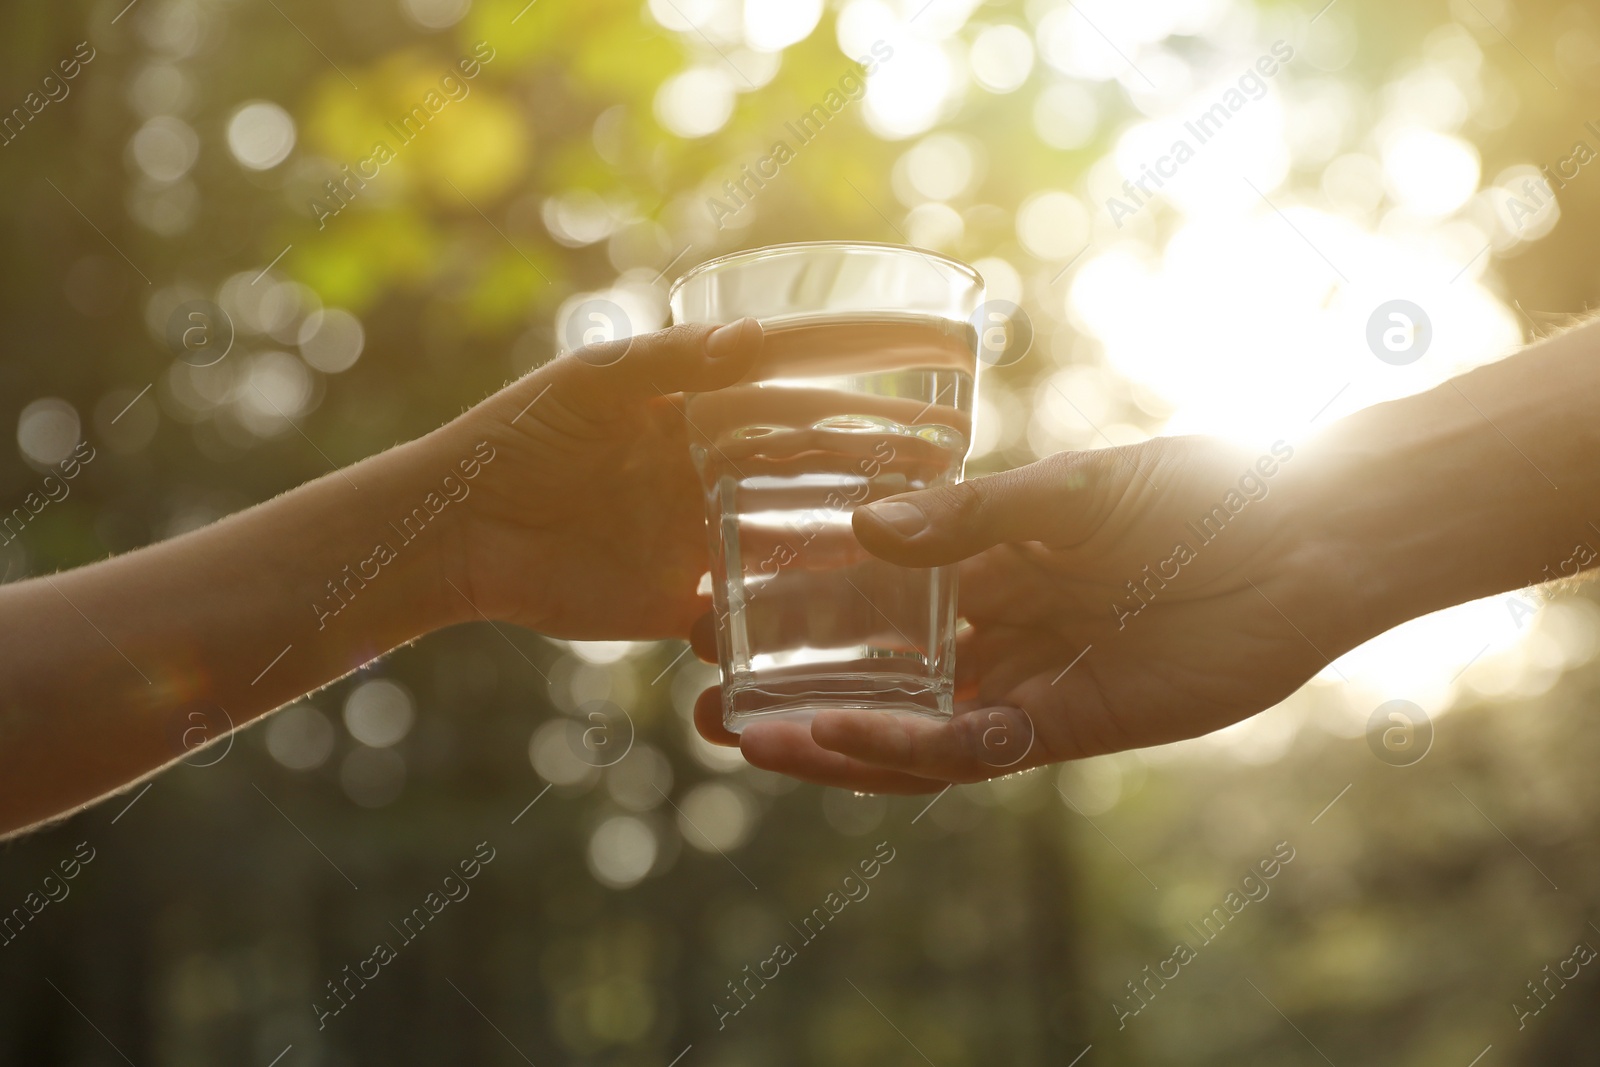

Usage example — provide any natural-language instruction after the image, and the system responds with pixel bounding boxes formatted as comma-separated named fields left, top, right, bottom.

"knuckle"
left=653, top=321, right=710, bottom=353
left=1041, top=448, right=1096, bottom=491
left=939, top=478, right=987, bottom=524
left=567, top=338, right=626, bottom=366
left=569, top=322, right=703, bottom=366
left=1033, top=446, right=1139, bottom=544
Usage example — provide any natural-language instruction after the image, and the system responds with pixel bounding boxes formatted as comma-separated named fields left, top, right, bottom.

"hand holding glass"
left=670, top=242, right=984, bottom=732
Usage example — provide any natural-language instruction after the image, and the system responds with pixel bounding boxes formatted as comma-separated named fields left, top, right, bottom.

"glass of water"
left=670, top=242, right=984, bottom=733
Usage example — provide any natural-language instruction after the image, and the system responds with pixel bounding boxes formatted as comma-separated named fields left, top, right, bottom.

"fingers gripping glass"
left=670, top=242, right=985, bottom=733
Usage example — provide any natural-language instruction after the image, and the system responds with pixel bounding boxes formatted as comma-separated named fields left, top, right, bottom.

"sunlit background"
left=5, top=0, right=1600, bottom=1062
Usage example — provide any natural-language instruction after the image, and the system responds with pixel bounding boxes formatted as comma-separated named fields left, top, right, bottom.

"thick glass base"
left=723, top=671, right=953, bottom=734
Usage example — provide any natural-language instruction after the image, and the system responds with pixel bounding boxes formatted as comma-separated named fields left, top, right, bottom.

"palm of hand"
left=717, top=436, right=1359, bottom=792
left=955, top=541, right=1332, bottom=769
left=461, top=390, right=711, bottom=639
left=439, top=322, right=764, bottom=641
left=954, top=437, right=1339, bottom=765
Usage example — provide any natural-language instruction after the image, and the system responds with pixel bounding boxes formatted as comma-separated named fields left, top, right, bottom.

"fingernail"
left=862, top=500, right=927, bottom=537
left=706, top=317, right=759, bottom=360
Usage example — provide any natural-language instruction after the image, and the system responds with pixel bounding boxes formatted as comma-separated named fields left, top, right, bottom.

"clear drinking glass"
left=669, top=242, right=984, bottom=733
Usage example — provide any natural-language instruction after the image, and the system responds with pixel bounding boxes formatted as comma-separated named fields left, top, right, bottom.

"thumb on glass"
left=852, top=449, right=1111, bottom=566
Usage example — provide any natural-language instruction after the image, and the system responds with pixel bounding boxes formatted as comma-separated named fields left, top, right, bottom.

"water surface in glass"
left=686, top=310, right=977, bottom=730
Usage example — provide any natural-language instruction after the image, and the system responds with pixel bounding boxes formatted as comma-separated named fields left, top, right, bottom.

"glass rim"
left=667, top=240, right=985, bottom=302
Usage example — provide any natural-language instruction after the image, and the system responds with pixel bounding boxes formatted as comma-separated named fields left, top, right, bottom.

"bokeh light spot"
left=131, top=116, right=200, bottom=182
left=401, top=0, right=471, bottom=30
left=343, top=679, right=416, bottom=748
left=265, top=703, right=336, bottom=771
left=744, top=0, right=822, bottom=52
left=970, top=24, right=1035, bottom=94
left=588, top=816, right=659, bottom=888
left=226, top=101, right=296, bottom=171
left=17, top=399, right=81, bottom=467
left=298, top=309, right=365, bottom=373
left=654, top=68, right=736, bottom=139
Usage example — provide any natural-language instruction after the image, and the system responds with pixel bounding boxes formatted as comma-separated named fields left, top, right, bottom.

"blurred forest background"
left=4, top=0, right=1600, bottom=1063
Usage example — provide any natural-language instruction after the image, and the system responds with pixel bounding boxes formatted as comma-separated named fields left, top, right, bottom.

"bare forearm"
left=0, top=322, right=762, bottom=833
left=0, top=426, right=475, bottom=836
left=1307, top=318, right=1600, bottom=640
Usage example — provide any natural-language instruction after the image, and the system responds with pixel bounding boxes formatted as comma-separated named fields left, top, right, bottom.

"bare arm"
left=699, top=318, right=1600, bottom=790
left=0, top=431, right=462, bottom=836
left=1309, top=316, right=1600, bottom=639
left=0, top=319, right=762, bottom=836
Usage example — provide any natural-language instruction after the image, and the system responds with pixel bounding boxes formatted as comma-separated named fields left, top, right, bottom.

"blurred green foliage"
left=4, top=0, right=1600, bottom=1064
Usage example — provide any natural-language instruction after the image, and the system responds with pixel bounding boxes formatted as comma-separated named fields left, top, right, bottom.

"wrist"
left=1288, top=369, right=1589, bottom=646
left=387, top=426, right=494, bottom=632
left=1277, top=446, right=1422, bottom=658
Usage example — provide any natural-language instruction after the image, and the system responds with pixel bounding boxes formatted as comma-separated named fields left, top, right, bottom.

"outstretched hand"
left=446, top=319, right=762, bottom=640
left=695, top=435, right=1379, bottom=792
left=0, top=319, right=765, bottom=837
